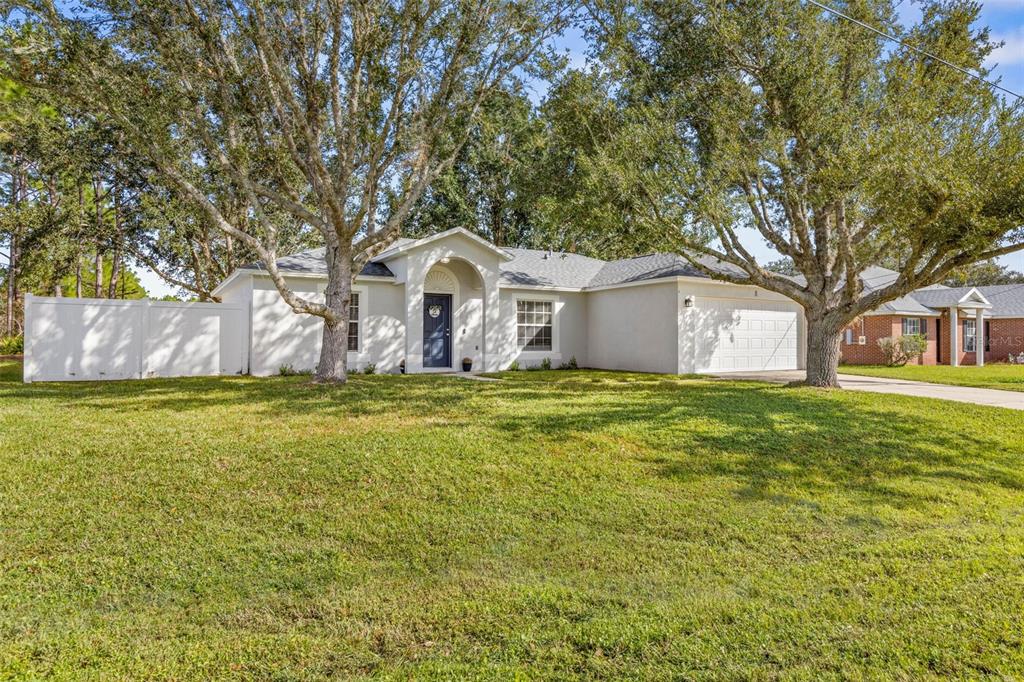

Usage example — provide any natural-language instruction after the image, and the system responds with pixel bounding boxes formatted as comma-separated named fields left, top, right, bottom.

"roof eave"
left=376, top=227, right=515, bottom=262
left=211, top=270, right=245, bottom=298
left=957, top=287, right=992, bottom=306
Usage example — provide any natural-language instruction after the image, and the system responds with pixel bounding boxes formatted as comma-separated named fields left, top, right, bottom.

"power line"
left=806, top=0, right=1023, bottom=102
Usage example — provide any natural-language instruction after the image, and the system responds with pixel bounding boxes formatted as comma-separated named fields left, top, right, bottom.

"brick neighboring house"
left=841, top=267, right=1024, bottom=366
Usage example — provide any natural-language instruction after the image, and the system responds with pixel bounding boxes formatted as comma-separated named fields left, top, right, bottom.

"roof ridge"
left=503, top=246, right=606, bottom=259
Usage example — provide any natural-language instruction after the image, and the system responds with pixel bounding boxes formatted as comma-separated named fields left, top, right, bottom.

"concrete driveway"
left=712, top=370, right=1024, bottom=411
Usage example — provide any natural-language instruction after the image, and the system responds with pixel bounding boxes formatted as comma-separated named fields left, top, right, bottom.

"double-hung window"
left=902, top=317, right=922, bottom=336
left=964, top=319, right=977, bottom=353
left=517, top=300, right=552, bottom=351
left=348, top=293, right=360, bottom=351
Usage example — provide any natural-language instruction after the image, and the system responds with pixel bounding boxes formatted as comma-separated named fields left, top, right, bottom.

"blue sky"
left=903, top=0, right=1024, bottom=99
left=138, top=0, right=1024, bottom=297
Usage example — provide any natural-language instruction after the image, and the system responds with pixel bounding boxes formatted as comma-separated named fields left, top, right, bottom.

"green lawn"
left=839, top=362, right=1024, bottom=392
left=2, top=359, right=1024, bottom=679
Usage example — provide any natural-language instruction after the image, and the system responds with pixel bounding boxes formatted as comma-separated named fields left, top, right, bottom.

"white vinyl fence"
left=23, top=295, right=249, bottom=382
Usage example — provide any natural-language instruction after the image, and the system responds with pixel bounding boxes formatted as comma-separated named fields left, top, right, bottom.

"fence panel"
left=23, top=295, right=248, bottom=382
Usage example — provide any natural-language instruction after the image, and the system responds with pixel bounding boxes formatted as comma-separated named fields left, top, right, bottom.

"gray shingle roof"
left=911, top=284, right=1024, bottom=317
left=499, top=249, right=607, bottom=288
left=241, top=248, right=394, bottom=278
left=501, top=250, right=756, bottom=288
left=251, top=244, right=752, bottom=289
left=859, top=265, right=901, bottom=292
left=242, top=243, right=1024, bottom=318
left=588, top=253, right=728, bottom=287
left=874, top=295, right=937, bottom=316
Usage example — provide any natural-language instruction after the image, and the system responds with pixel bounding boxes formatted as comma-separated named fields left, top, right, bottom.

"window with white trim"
left=902, top=317, right=922, bottom=336
left=517, top=300, right=552, bottom=351
left=845, top=329, right=853, bottom=345
left=964, top=319, right=976, bottom=352
left=348, top=293, right=360, bottom=351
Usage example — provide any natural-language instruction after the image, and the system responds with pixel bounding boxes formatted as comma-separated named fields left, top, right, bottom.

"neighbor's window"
left=517, top=300, right=552, bottom=351
left=348, top=293, right=360, bottom=352
left=902, top=317, right=922, bottom=336
left=964, top=319, right=976, bottom=352
left=844, top=329, right=853, bottom=345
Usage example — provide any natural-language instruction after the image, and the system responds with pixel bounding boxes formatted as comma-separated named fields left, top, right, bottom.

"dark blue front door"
left=423, top=294, right=452, bottom=368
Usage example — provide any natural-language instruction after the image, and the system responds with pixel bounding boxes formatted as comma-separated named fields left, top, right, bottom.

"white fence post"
left=22, top=293, right=34, bottom=383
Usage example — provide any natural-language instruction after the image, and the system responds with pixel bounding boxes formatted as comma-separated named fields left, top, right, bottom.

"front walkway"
left=713, top=370, right=1024, bottom=411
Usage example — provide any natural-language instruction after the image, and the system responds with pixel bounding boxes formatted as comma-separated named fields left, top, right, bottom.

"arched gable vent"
left=424, top=268, right=457, bottom=294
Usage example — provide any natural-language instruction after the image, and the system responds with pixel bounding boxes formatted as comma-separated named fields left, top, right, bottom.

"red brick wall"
left=936, top=314, right=1024, bottom=365
left=840, top=315, right=938, bottom=366
left=986, top=319, right=1024, bottom=363
left=938, top=311, right=954, bottom=365
left=842, top=313, right=1024, bottom=366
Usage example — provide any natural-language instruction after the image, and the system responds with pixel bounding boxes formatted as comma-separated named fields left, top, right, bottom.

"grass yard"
left=840, top=362, right=1024, bottom=392
left=2, top=359, right=1024, bottom=679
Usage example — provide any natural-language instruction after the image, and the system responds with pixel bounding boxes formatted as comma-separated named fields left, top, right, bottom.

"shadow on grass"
left=3, top=363, right=1020, bottom=510
left=0, top=360, right=476, bottom=419
left=482, top=372, right=1024, bottom=509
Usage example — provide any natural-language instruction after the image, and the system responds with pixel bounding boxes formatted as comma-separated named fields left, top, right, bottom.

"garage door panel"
left=694, top=299, right=801, bottom=373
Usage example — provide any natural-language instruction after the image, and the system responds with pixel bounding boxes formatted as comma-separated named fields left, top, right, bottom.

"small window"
left=902, top=317, right=922, bottom=336
left=517, top=300, right=552, bottom=351
left=348, top=293, right=360, bottom=352
left=845, top=329, right=853, bottom=345
left=964, top=319, right=976, bottom=353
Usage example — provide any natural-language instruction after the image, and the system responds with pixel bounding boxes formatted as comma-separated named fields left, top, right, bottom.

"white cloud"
left=988, top=26, right=1024, bottom=66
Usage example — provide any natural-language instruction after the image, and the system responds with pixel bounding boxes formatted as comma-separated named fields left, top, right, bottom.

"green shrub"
left=878, top=334, right=928, bottom=367
left=558, top=356, right=578, bottom=370
left=362, top=363, right=376, bottom=375
left=506, top=360, right=519, bottom=371
left=540, top=357, right=552, bottom=371
left=278, top=364, right=312, bottom=376
left=0, top=335, right=24, bottom=355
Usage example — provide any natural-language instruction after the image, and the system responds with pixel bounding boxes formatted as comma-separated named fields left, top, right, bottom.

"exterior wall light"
left=684, top=296, right=695, bottom=308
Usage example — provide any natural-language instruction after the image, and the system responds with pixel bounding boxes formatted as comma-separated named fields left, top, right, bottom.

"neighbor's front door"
left=423, top=294, right=452, bottom=368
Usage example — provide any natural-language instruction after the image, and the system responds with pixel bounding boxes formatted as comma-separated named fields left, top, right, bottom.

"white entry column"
left=949, top=306, right=959, bottom=367
left=976, top=308, right=985, bottom=367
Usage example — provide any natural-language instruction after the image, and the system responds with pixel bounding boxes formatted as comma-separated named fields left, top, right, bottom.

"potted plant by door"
left=462, top=357, right=473, bottom=372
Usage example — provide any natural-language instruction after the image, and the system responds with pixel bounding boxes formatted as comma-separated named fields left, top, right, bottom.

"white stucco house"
left=211, top=227, right=806, bottom=375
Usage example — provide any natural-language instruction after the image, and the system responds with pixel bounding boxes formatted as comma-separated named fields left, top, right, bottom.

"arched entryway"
left=419, top=259, right=486, bottom=371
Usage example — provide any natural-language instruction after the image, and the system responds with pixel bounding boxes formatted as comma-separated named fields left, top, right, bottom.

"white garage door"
left=694, top=299, right=801, bottom=373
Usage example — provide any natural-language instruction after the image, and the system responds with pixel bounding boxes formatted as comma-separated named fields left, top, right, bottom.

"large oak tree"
left=588, top=0, right=1024, bottom=386
left=18, top=0, right=570, bottom=382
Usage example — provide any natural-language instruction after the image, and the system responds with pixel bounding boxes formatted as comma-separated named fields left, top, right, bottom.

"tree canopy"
left=572, top=0, right=1024, bottom=385
left=12, top=0, right=572, bottom=381
left=3, top=0, right=1023, bottom=388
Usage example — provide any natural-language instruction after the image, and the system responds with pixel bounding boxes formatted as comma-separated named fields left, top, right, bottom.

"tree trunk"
left=805, top=316, right=843, bottom=388
left=490, top=200, right=504, bottom=247
left=108, top=252, right=121, bottom=299
left=314, top=245, right=352, bottom=383
left=108, top=190, right=122, bottom=298
left=94, top=175, right=104, bottom=298
left=76, top=183, right=84, bottom=298
left=6, top=165, right=19, bottom=336
left=225, top=234, right=234, bottom=272
left=94, top=246, right=103, bottom=298
left=5, top=233, right=15, bottom=336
